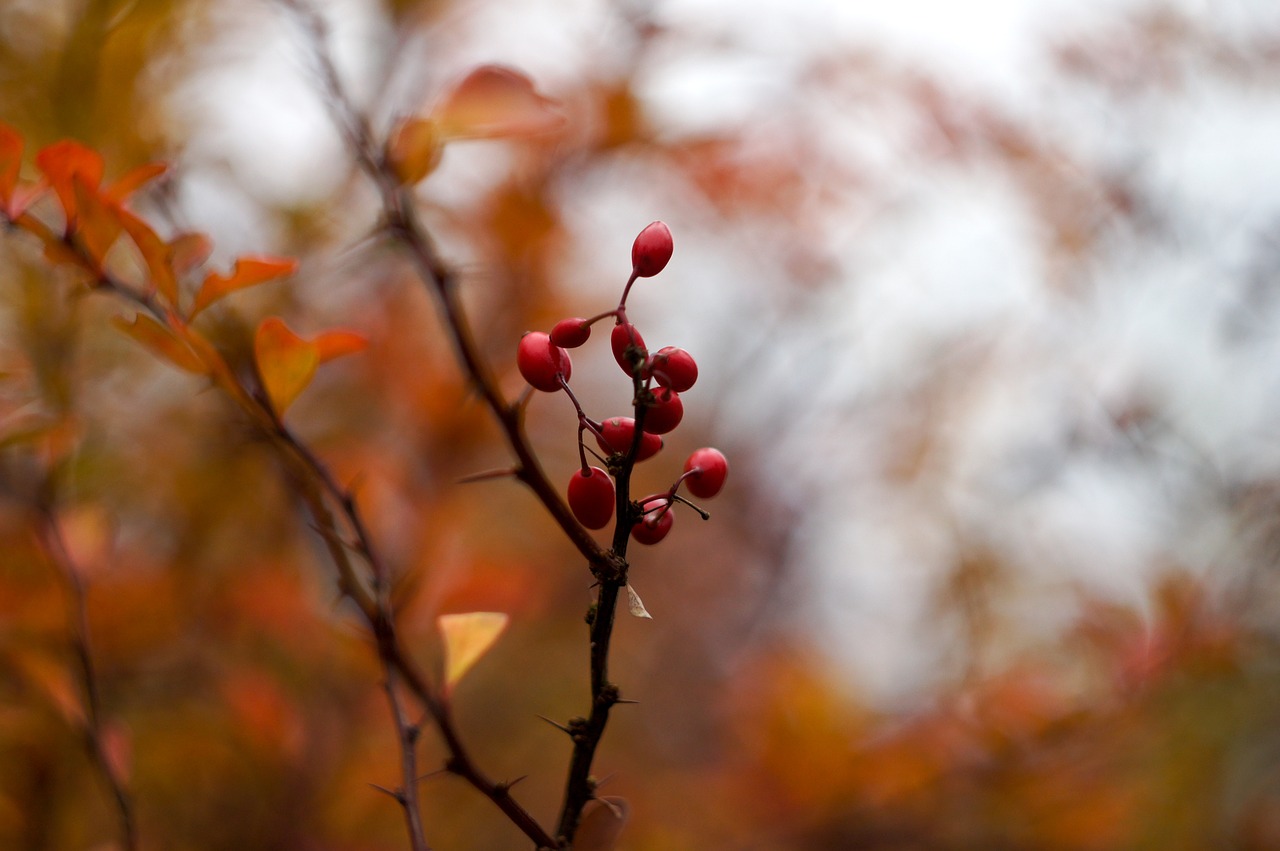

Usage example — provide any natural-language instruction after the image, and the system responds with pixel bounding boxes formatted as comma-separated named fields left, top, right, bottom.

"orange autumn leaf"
left=254, top=317, right=319, bottom=416
left=113, top=314, right=207, bottom=374
left=8, top=649, right=85, bottom=727
left=34, top=139, right=104, bottom=225
left=315, top=329, right=368, bottom=363
left=438, top=611, right=509, bottom=692
left=191, top=256, right=298, bottom=318
left=118, top=208, right=179, bottom=303
left=71, top=175, right=122, bottom=268
left=105, top=162, right=167, bottom=204
left=0, top=123, right=21, bottom=210
left=169, top=232, right=213, bottom=276
left=432, top=65, right=564, bottom=140
left=386, top=117, right=443, bottom=185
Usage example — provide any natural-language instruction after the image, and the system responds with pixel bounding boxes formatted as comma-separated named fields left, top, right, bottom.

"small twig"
left=384, top=670, right=431, bottom=851
left=34, top=507, right=139, bottom=851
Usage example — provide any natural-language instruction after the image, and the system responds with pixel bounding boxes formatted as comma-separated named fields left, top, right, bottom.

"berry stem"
left=617, top=270, right=639, bottom=312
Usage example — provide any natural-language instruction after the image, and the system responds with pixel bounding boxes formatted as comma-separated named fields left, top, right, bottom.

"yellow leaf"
left=254, top=317, right=319, bottom=416
left=386, top=117, right=443, bottom=185
left=432, top=65, right=564, bottom=140
left=113, top=314, right=207, bottom=374
left=438, top=611, right=509, bottom=692
left=191, top=256, right=298, bottom=318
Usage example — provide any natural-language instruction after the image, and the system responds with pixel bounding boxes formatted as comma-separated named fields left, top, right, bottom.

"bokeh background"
left=4, top=0, right=1280, bottom=848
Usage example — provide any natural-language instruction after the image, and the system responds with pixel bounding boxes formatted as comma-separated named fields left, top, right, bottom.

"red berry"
left=683, top=448, right=728, bottom=498
left=631, top=221, right=673, bottom=278
left=611, top=323, right=647, bottom=374
left=595, top=416, right=663, bottom=461
left=651, top=346, right=698, bottom=392
left=568, top=467, right=615, bottom=530
left=516, top=331, right=571, bottom=392
left=642, top=387, right=683, bottom=435
left=631, top=495, right=674, bottom=545
left=550, top=317, right=591, bottom=348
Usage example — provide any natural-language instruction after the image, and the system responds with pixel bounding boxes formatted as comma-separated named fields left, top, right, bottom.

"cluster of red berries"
left=516, top=222, right=728, bottom=546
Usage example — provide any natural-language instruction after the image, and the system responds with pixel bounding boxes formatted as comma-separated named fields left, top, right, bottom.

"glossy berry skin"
left=568, top=467, right=615, bottom=530
left=651, top=346, right=698, bottom=392
left=642, top=388, right=683, bottom=435
left=611, top=323, right=647, bottom=374
left=516, top=331, right=571, bottom=392
left=550, top=318, right=591, bottom=348
left=631, top=495, right=674, bottom=545
left=631, top=221, right=673, bottom=278
left=683, top=447, right=728, bottom=498
left=595, top=416, right=663, bottom=461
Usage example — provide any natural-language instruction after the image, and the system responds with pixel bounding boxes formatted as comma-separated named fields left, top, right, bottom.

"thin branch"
left=34, top=507, right=139, bottom=851
left=384, top=671, right=431, bottom=851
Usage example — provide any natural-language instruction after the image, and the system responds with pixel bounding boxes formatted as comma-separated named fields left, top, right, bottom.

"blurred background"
left=4, top=0, right=1280, bottom=848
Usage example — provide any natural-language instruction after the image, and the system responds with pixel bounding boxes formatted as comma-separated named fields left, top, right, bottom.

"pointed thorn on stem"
left=457, top=467, right=519, bottom=485
left=537, top=715, right=573, bottom=734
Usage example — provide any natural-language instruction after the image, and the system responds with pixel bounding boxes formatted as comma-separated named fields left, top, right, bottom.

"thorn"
left=614, top=698, right=640, bottom=705
left=413, top=767, right=447, bottom=784
left=368, top=783, right=403, bottom=803
left=457, top=467, right=519, bottom=484
left=537, top=714, right=573, bottom=734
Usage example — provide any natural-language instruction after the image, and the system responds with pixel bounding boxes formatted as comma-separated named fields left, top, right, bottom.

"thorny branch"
left=279, top=0, right=638, bottom=844
left=33, top=505, right=139, bottom=851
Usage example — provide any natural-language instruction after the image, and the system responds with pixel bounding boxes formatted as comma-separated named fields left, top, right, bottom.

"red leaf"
left=34, top=139, right=104, bottom=225
left=254, top=317, right=319, bottom=416
left=192, top=256, right=298, bottom=318
left=0, top=123, right=22, bottom=211
left=432, top=65, right=564, bottom=140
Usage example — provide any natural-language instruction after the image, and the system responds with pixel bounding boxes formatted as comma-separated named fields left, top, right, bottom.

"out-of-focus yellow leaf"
left=432, top=65, right=564, bottom=140
left=34, top=139, right=104, bottom=225
left=191, top=256, right=298, bottom=318
left=386, top=117, right=443, bottom=185
left=315, top=329, right=368, bottom=363
left=112, top=314, right=207, bottom=374
left=438, top=611, right=509, bottom=692
left=575, top=797, right=630, bottom=851
left=254, top=317, right=319, bottom=416
left=105, top=162, right=166, bottom=203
